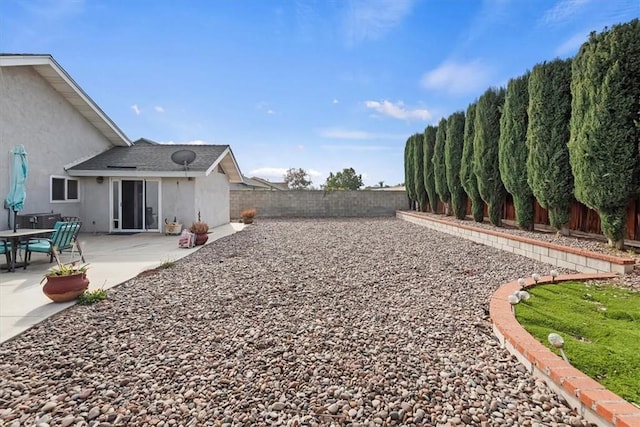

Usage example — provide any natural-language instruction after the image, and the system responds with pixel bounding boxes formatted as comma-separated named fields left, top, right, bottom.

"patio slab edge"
left=396, top=211, right=635, bottom=275
left=491, top=275, right=640, bottom=427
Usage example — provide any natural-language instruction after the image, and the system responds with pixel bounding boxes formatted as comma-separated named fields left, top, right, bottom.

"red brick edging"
left=491, top=275, right=640, bottom=427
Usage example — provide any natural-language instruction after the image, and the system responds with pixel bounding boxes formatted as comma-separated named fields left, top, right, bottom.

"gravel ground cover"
left=410, top=212, right=640, bottom=291
left=0, top=218, right=617, bottom=426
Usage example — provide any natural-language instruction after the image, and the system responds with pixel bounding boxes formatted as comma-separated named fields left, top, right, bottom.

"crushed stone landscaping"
left=1, top=218, right=629, bottom=426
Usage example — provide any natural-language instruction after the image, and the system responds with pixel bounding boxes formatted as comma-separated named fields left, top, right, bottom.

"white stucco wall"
left=0, top=66, right=113, bottom=227
left=79, top=178, right=111, bottom=233
left=194, top=170, right=230, bottom=228
left=162, top=178, right=195, bottom=228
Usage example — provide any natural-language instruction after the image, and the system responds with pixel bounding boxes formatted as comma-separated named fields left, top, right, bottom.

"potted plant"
left=189, top=220, right=209, bottom=245
left=241, top=209, right=256, bottom=224
left=41, top=260, right=90, bottom=303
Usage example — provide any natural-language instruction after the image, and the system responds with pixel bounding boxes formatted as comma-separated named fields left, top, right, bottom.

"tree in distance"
left=284, top=168, right=312, bottom=190
left=323, top=167, right=364, bottom=190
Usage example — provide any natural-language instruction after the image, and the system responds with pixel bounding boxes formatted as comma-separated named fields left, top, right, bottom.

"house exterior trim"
left=0, top=54, right=131, bottom=147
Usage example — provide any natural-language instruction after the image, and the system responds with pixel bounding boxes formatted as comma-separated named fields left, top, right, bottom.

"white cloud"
left=332, top=99, right=339, bottom=104
left=555, top=31, right=589, bottom=56
left=540, top=0, right=591, bottom=25
left=420, top=60, right=491, bottom=96
left=131, top=104, right=141, bottom=115
left=343, top=0, right=415, bottom=45
left=319, top=127, right=406, bottom=140
left=364, top=100, right=431, bottom=121
left=256, top=101, right=276, bottom=115
left=154, top=106, right=165, bottom=113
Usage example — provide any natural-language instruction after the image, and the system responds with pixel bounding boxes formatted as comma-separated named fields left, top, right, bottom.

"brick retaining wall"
left=230, top=190, right=408, bottom=218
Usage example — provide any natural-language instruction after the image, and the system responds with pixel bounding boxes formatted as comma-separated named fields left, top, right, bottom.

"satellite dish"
left=171, top=149, right=197, bottom=170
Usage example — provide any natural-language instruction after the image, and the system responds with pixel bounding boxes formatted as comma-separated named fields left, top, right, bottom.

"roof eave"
left=67, top=170, right=204, bottom=178
left=0, top=54, right=131, bottom=147
left=205, top=147, right=243, bottom=183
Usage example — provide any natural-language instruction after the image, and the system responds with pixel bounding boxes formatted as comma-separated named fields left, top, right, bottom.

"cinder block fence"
left=230, top=190, right=408, bottom=219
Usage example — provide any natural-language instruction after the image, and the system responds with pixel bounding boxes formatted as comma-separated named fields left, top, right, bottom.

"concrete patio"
left=0, top=222, right=244, bottom=344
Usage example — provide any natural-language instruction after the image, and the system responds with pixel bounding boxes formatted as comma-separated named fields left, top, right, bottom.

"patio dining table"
left=0, top=228, right=55, bottom=272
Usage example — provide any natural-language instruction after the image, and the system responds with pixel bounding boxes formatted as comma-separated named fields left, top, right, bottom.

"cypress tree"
left=423, top=126, right=438, bottom=213
left=474, top=87, right=506, bottom=226
left=569, top=19, right=640, bottom=248
left=527, top=58, right=574, bottom=235
left=499, top=73, right=534, bottom=230
left=445, top=111, right=467, bottom=219
left=433, top=118, right=450, bottom=214
left=413, top=133, right=428, bottom=211
left=404, top=136, right=416, bottom=210
left=460, top=102, right=484, bottom=222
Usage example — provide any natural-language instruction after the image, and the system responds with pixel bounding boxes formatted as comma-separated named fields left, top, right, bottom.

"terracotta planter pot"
left=195, top=233, right=208, bottom=245
left=43, top=273, right=89, bottom=303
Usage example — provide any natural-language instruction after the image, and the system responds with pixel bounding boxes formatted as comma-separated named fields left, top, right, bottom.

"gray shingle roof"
left=69, top=143, right=229, bottom=173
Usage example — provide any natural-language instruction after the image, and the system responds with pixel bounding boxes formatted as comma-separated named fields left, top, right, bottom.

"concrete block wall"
left=398, top=211, right=635, bottom=275
left=230, top=190, right=408, bottom=218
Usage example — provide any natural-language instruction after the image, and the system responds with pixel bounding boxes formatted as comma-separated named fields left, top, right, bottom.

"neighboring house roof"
left=251, top=177, right=289, bottom=190
left=0, top=54, right=131, bottom=147
left=67, top=139, right=244, bottom=182
left=232, top=176, right=288, bottom=190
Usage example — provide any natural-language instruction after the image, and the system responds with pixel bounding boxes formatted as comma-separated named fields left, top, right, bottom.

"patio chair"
left=0, top=239, right=11, bottom=267
left=22, top=220, right=85, bottom=263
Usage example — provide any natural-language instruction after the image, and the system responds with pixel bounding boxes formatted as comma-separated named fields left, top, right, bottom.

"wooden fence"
left=427, top=196, right=640, bottom=241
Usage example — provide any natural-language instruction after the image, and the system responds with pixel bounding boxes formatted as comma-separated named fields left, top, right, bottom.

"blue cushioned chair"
left=23, top=220, right=85, bottom=263
left=0, top=239, right=11, bottom=267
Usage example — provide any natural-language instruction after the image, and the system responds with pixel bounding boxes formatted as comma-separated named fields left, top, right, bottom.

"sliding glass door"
left=111, top=179, right=160, bottom=232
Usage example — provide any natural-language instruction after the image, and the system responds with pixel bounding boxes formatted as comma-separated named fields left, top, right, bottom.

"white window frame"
left=50, top=175, right=80, bottom=203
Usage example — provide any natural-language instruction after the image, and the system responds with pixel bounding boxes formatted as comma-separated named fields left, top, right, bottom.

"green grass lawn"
left=515, top=281, right=640, bottom=404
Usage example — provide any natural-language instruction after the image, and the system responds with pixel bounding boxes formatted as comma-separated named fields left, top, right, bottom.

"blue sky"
left=1, top=0, right=638, bottom=187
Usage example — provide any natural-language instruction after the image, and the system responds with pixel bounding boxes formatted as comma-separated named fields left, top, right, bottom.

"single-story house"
left=0, top=54, right=243, bottom=233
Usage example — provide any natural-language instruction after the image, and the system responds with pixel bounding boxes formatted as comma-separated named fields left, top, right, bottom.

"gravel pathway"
left=0, top=218, right=608, bottom=426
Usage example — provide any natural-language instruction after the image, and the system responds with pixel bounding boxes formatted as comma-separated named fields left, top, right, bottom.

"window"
left=51, top=176, right=79, bottom=202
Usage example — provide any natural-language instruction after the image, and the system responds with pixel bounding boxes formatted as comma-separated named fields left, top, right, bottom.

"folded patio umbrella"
left=5, top=145, right=28, bottom=232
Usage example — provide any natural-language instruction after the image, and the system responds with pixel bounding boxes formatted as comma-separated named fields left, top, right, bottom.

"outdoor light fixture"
left=518, top=278, right=526, bottom=288
left=508, top=293, right=520, bottom=313
left=548, top=333, right=569, bottom=363
left=96, top=176, right=104, bottom=184
left=532, top=273, right=541, bottom=284
left=517, top=290, right=530, bottom=301
left=550, top=269, right=559, bottom=283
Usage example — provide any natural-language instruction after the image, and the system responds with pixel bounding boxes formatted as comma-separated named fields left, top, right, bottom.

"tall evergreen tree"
left=474, top=87, right=506, bottom=226
left=569, top=19, right=640, bottom=248
left=527, top=58, right=574, bottom=235
left=413, top=133, right=428, bottom=211
left=445, top=111, right=467, bottom=219
left=433, top=118, right=450, bottom=214
left=460, top=102, right=484, bottom=222
left=404, top=136, right=416, bottom=210
left=499, top=73, right=534, bottom=230
left=423, top=126, right=439, bottom=213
